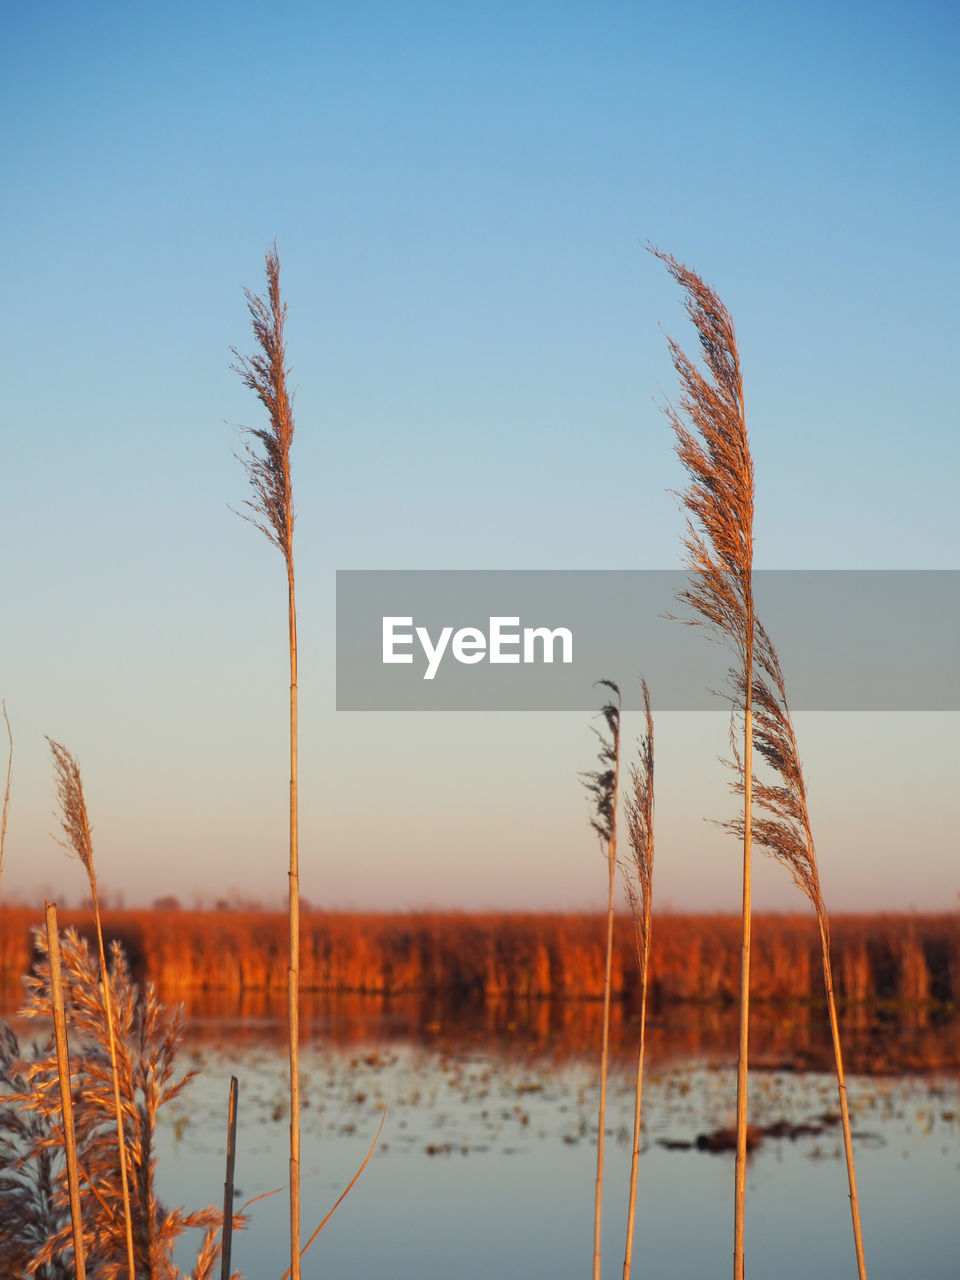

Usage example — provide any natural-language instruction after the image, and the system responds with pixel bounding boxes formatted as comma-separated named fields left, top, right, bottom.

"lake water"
left=150, top=999, right=960, bottom=1280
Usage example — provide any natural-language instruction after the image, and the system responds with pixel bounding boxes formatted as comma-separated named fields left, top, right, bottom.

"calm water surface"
left=155, top=1006, right=960, bottom=1280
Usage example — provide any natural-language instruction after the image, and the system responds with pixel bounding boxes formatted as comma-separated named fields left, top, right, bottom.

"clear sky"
left=2, top=1, right=958, bottom=915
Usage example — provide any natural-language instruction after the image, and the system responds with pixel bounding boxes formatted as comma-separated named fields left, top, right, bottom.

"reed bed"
left=3, top=907, right=957, bottom=1008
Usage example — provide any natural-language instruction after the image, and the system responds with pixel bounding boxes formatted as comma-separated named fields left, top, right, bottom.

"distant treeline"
left=2, top=907, right=958, bottom=1009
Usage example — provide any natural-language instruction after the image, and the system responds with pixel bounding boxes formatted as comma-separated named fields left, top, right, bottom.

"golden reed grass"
left=44, top=901, right=87, bottom=1280
left=47, top=738, right=137, bottom=1279
left=727, top=621, right=868, bottom=1276
left=621, top=680, right=654, bottom=1280
left=3, top=924, right=230, bottom=1277
left=232, top=244, right=303, bottom=1280
left=582, top=680, right=622, bottom=1280
left=651, top=246, right=755, bottom=1279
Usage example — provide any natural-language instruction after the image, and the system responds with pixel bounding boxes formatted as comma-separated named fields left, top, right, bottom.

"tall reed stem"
left=622, top=680, right=654, bottom=1280
left=583, top=681, right=621, bottom=1280
left=44, top=902, right=87, bottom=1280
left=622, top=973, right=647, bottom=1280
left=650, top=247, right=754, bottom=1280
left=594, top=821, right=617, bottom=1280
left=734, top=609, right=753, bottom=1280
left=232, top=245, right=301, bottom=1279
left=287, top=552, right=301, bottom=1275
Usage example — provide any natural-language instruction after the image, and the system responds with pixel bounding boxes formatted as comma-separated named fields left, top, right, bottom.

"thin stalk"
left=45, top=902, right=87, bottom=1280
left=622, top=679, right=654, bottom=1280
left=734, top=610, right=753, bottom=1280
left=279, top=1100, right=388, bottom=1280
left=818, top=917, right=868, bottom=1278
left=594, top=819, right=617, bottom=1280
left=221, top=1075, right=239, bottom=1280
left=232, top=246, right=300, bottom=1280
left=650, top=247, right=754, bottom=1280
left=89, top=869, right=137, bottom=1277
left=47, top=739, right=137, bottom=1279
left=621, top=933, right=649, bottom=1280
left=582, top=681, right=621, bottom=1280
left=287, top=554, right=301, bottom=1278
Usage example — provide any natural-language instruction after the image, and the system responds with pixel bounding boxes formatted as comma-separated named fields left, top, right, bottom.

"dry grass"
left=0, top=1020, right=65, bottom=1277
left=230, top=246, right=295, bottom=561
left=725, top=621, right=869, bottom=1276
left=582, top=680, right=622, bottom=1280
left=47, top=738, right=137, bottom=1279
left=44, top=902, right=87, bottom=1279
left=3, top=907, right=958, bottom=1011
left=232, top=244, right=302, bottom=1280
left=651, top=245, right=755, bottom=1279
left=621, top=680, right=655, bottom=1280
left=0, top=925, right=233, bottom=1279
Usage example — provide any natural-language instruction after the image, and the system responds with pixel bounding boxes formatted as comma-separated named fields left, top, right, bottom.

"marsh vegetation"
left=1, top=248, right=952, bottom=1276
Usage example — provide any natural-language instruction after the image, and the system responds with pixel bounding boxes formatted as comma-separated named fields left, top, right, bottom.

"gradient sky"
left=2, top=1, right=958, bottom=915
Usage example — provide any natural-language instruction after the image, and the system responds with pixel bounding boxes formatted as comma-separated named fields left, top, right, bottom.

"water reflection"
left=4, top=982, right=957, bottom=1279
left=153, top=1004, right=960, bottom=1280
left=159, top=987, right=960, bottom=1075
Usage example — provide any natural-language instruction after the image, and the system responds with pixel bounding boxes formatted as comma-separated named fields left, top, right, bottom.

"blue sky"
left=1, top=1, right=958, bottom=913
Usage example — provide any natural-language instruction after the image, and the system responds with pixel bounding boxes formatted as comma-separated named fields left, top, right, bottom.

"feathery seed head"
left=231, top=245, right=296, bottom=564
left=724, top=621, right=824, bottom=911
left=46, top=737, right=94, bottom=876
left=623, top=679, right=655, bottom=959
left=582, top=679, right=621, bottom=844
left=649, top=246, right=755, bottom=654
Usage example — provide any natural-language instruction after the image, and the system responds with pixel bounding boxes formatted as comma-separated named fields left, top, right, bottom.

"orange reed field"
left=4, top=908, right=959, bottom=1073
left=2, top=907, right=957, bottom=1009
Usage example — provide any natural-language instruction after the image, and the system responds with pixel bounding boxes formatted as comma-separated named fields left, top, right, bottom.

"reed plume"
left=621, top=679, right=654, bottom=1280
left=726, top=620, right=868, bottom=1277
left=651, top=246, right=755, bottom=1280
left=2, top=925, right=235, bottom=1279
left=231, top=243, right=302, bottom=1280
left=582, top=679, right=621, bottom=1280
left=46, top=736, right=137, bottom=1279
left=231, top=246, right=295, bottom=562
